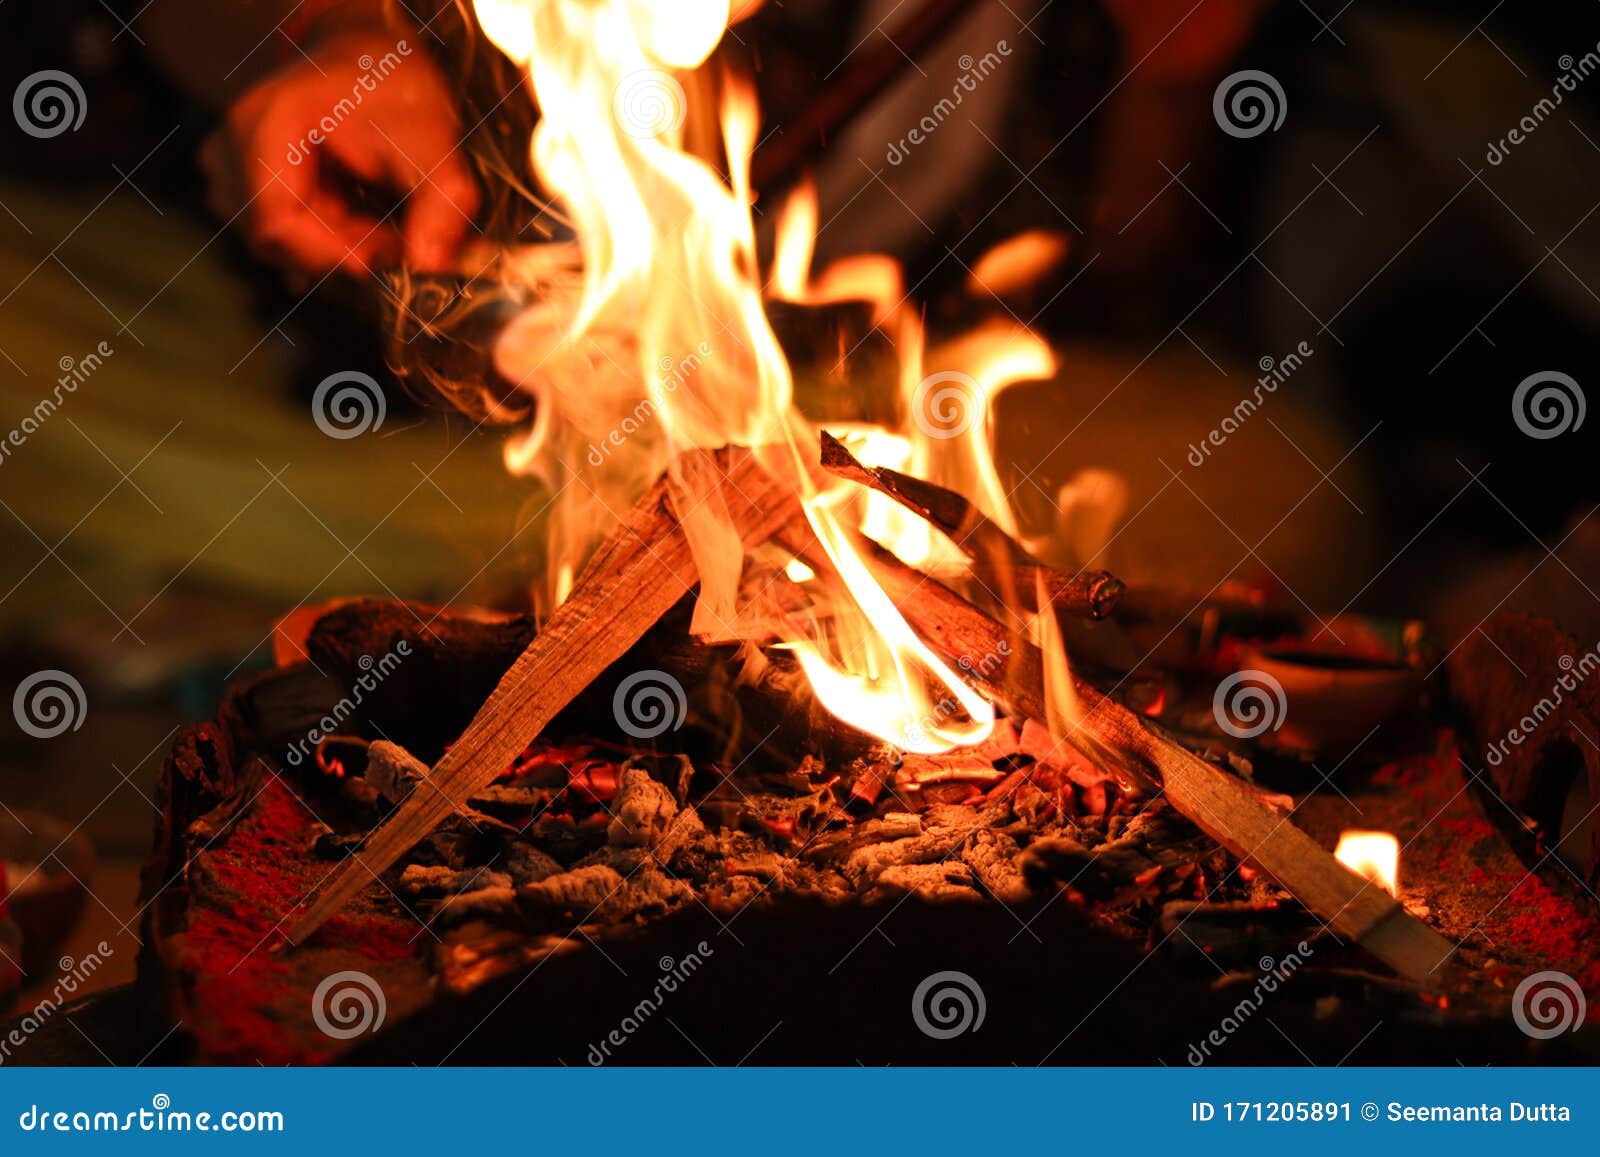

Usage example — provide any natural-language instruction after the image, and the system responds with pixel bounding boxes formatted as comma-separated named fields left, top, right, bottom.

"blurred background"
left=2, top=0, right=1598, bottom=1012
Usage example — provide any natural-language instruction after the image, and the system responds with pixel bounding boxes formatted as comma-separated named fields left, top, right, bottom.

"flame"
left=966, top=228, right=1072, bottom=298
left=1335, top=830, right=1400, bottom=897
left=473, top=0, right=1078, bottom=755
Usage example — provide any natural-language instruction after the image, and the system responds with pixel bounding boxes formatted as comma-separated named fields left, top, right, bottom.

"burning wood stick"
left=284, top=447, right=800, bottom=947
left=855, top=544, right=1455, bottom=981
left=818, top=431, right=1123, bottom=620
left=797, top=458, right=1455, bottom=982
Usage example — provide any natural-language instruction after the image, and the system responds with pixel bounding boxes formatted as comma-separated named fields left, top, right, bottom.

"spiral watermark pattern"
left=1213, top=70, right=1287, bottom=139
left=311, top=970, right=387, bottom=1040
left=13, top=670, right=87, bottom=739
left=612, top=70, right=686, bottom=138
left=1512, top=970, right=1586, bottom=1040
left=13, top=71, right=87, bottom=139
left=911, top=970, right=986, bottom=1039
left=911, top=371, right=986, bottom=440
left=1512, top=371, right=1585, bottom=440
left=311, top=371, right=387, bottom=439
left=613, top=669, right=687, bottom=739
left=1212, top=669, right=1287, bottom=739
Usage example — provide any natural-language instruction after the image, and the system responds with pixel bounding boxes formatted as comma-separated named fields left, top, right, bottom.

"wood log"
left=818, top=431, right=1123, bottom=620
left=707, top=455, right=1454, bottom=979
left=289, top=440, right=1453, bottom=981
left=780, top=462, right=1456, bottom=982
left=283, top=447, right=800, bottom=946
left=856, top=544, right=1455, bottom=980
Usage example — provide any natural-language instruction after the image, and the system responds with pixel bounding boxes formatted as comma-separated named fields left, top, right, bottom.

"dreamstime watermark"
left=0, top=341, right=113, bottom=469
left=13, top=70, right=86, bottom=139
left=912, top=970, right=986, bottom=1039
left=612, top=69, right=686, bottom=138
left=1213, top=70, right=1287, bottom=139
left=311, top=970, right=386, bottom=1040
left=613, top=669, right=687, bottom=740
left=1213, top=669, right=1287, bottom=740
left=885, top=41, right=1013, bottom=165
left=1484, top=642, right=1600, bottom=767
left=0, top=943, right=115, bottom=1065
left=1511, top=970, right=1586, bottom=1039
left=283, top=642, right=411, bottom=767
left=312, top=370, right=387, bottom=439
left=1187, top=340, right=1313, bottom=466
left=13, top=670, right=87, bottom=739
left=902, top=640, right=1013, bottom=748
left=17, top=1095, right=283, bottom=1134
left=1186, top=942, right=1315, bottom=1064
left=909, top=371, right=987, bottom=441
left=286, top=42, right=413, bottom=165
left=1487, top=45, right=1600, bottom=165
left=585, top=341, right=715, bottom=466
left=586, top=943, right=714, bottom=1064
left=1511, top=371, right=1585, bottom=440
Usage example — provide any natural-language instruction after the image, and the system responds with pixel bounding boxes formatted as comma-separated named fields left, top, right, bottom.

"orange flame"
left=473, top=0, right=1079, bottom=754
left=1335, top=830, right=1400, bottom=897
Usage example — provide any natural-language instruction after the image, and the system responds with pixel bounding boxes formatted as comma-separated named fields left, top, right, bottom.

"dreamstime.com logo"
left=612, top=69, right=686, bottom=138
left=286, top=41, right=413, bottom=165
left=311, top=970, right=386, bottom=1040
left=901, top=640, right=1013, bottom=749
left=1213, top=70, right=1287, bottom=139
left=885, top=40, right=1014, bottom=165
left=1486, top=45, right=1600, bottom=165
left=1512, top=371, right=1585, bottom=440
left=1512, top=970, right=1586, bottom=1040
left=0, top=341, right=114, bottom=470
left=283, top=641, right=411, bottom=767
left=312, top=370, right=387, bottom=439
left=1187, top=340, right=1314, bottom=466
left=586, top=943, right=715, bottom=1064
left=13, top=70, right=87, bottom=139
left=13, top=670, right=87, bottom=739
left=1187, top=943, right=1315, bottom=1064
left=1, top=943, right=115, bottom=1064
left=17, top=1095, right=283, bottom=1134
left=912, top=970, right=986, bottom=1039
left=1213, top=669, right=1287, bottom=739
left=613, top=669, right=687, bottom=740
left=586, top=341, right=715, bottom=466
left=1484, top=643, right=1600, bottom=767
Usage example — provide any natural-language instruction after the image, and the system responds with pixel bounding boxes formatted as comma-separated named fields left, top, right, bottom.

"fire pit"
left=116, top=0, right=1598, bottom=1069
left=135, top=570, right=1599, bottom=1063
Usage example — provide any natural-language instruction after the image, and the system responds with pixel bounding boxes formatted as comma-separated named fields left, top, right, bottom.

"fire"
left=965, top=228, right=1072, bottom=299
left=1335, top=830, right=1400, bottom=897
left=472, top=0, right=1070, bottom=753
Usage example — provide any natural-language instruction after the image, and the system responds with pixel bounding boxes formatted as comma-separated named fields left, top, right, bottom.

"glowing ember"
left=471, top=0, right=1077, bottom=754
left=1335, top=830, right=1400, bottom=897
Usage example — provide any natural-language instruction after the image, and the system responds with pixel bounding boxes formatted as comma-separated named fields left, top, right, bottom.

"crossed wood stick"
left=283, top=443, right=1453, bottom=982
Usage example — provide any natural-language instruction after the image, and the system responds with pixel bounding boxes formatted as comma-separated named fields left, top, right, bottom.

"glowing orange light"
left=1335, top=830, right=1400, bottom=897
left=470, top=0, right=1097, bottom=757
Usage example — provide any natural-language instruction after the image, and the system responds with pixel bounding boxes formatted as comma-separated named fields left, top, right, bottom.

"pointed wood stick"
left=786, top=464, right=1455, bottom=982
left=865, top=550, right=1454, bottom=980
left=283, top=447, right=799, bottom=947
left=818, top=431, right=1123, bottom=619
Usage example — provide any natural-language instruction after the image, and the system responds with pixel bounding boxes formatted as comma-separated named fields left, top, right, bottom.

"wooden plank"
left=283, top=447, right=797, bottom=946
left=765, top=480, right=1456, bottom=982
left=857, top=544, right=1456, bottom=980
left=818, top=431, right=1123, bottom=619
